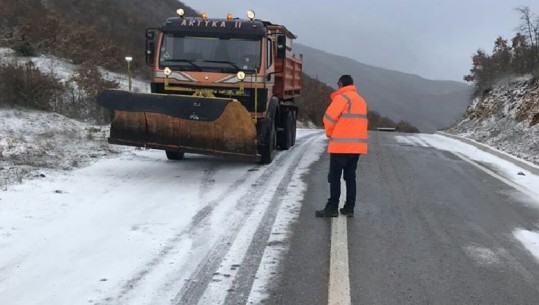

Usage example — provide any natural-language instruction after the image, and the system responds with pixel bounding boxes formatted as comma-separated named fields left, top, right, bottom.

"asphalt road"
left=265, top=131, right=539, bottom=305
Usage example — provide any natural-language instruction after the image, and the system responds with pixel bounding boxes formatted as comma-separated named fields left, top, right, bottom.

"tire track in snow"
left=171, top=132, right=322, bottom=305
left=198, top=165, right=218, bottom=201
left=96, top=132, right=321, bottom=305
left=97, top=168, right=256, bottom=305
left=223, top=134, right=323, bottom=305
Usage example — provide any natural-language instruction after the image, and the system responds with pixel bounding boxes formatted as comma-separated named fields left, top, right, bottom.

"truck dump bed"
left=274, top=53, right=302, bottom=100
left=267, top=24, right=302, bottom=100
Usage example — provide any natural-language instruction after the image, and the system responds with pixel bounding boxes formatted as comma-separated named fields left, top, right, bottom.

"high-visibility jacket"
left=323, top=85, right=368, bottom=154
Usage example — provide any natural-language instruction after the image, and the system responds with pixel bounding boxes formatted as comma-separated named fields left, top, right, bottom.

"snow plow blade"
left=97, top=90, right=259, bottom=160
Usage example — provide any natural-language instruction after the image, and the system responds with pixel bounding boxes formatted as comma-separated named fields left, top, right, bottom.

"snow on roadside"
left=0, top=152, right=207, bottom=305
left=0, top=109, right=124, bottom=189
left=514, top=229, right=539, bottom=262
left=416, top=133, right=539, bottom=203
left=399, top=133, right=539, bottom=263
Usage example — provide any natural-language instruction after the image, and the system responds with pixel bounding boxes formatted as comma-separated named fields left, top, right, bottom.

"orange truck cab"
left=98, top=9, right=302, bottom=163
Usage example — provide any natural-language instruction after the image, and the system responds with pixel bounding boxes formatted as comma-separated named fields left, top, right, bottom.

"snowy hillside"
left=0, top=48, right=150, bottom=92
left=447, top=77, right=539, bottom=165
left=0, top=109, right=125, bottom=189
left=0, top=49, right=150, bottom=189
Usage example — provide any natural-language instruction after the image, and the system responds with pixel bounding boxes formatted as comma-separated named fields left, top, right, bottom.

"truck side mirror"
left=276, top=35, right=286, bottom=59
left=146, top=29, right=156, bottom=66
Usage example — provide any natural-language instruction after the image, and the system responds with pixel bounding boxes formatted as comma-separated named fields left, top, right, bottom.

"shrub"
left=0, top=61, right=64, bottom=110
left=13, top=40, right=37, bottom=56
left=64, top=63, right=119, bottom=123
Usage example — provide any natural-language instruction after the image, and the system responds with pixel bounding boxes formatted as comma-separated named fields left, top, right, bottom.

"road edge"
left=436, top=131, right=539, bottom=176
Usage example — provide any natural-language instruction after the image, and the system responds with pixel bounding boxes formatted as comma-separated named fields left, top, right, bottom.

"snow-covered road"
left=0, top=129, right=325, bottom=305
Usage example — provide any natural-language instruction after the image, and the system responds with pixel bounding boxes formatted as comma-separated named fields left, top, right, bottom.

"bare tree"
left=516, top=6, right=539, bottom=76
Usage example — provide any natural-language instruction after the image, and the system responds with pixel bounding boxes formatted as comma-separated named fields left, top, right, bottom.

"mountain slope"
left=0, top=0, right=197, bottom=74
left=295, top=43, right=472, bottom=132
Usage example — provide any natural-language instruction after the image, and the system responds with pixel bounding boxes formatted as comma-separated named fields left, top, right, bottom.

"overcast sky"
left=183, top=1, right=539, bottom=81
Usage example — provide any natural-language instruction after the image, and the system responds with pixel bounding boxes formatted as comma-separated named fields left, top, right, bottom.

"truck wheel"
left=278, top=111, right=293, bottom=150
left=166, top=150, right=184, bottom=160
left=290, top=111, right=297, bottom=146
left=260, top=120, right=276, bottom=164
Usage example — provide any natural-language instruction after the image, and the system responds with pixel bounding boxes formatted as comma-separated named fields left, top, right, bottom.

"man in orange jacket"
left=316, top=75, right=368, bottom=217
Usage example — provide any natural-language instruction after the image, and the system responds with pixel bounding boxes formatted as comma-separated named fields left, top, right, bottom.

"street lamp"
left=125, top=56, right=133, bottom=91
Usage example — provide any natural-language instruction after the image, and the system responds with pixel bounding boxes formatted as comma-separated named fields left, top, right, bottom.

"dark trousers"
left=327, top=153, right=360, bottom=209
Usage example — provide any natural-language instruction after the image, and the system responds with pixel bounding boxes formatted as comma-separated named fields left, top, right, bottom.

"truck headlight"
left=176, top=9, right=185, bottom=17
left=164, top=67, right=172, bottom=77
left=237, top=71, right=246, bottom=81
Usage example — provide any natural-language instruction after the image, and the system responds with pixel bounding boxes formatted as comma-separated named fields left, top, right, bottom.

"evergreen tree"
left=492, top=37, right=512, bottom=76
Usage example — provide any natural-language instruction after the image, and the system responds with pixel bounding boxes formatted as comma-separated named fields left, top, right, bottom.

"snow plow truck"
left=97, top=9, right=302, bottom=163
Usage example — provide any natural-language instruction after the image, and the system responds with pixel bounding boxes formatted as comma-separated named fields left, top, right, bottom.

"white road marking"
left=452, top=152, right=539, bottom=204
left=328, top=179, right=351, bottom=305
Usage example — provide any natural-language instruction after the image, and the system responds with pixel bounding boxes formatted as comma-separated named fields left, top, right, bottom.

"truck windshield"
left=159, top=35, right=261, bottom=73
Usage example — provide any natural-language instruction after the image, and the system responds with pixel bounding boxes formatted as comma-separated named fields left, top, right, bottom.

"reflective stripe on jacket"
left=323, top=85, right=368, bottom=154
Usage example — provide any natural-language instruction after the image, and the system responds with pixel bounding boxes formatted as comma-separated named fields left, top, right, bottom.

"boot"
left=339, top=205, right=354, bottom=217
left=315, top=206, right=338, bottom=217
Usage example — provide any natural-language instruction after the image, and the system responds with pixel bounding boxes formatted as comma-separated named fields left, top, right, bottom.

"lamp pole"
left=125, top=56, right=133, bottom=91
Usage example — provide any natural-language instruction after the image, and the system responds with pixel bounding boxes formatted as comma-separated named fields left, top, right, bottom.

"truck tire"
left=166, top=150, right=185, bottom=160
left=260, top=119, right=276, bottom=164
left=278, top=111, right=293, bottom=150
left=290, top=110, right=297, bottom=146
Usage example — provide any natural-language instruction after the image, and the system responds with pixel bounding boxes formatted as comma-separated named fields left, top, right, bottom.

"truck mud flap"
left=97, top=90, right=259, bottom=159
